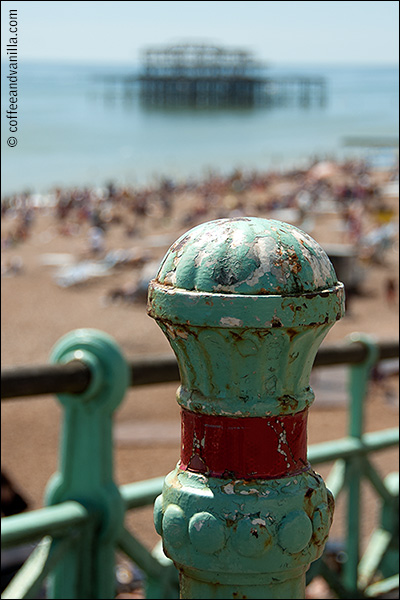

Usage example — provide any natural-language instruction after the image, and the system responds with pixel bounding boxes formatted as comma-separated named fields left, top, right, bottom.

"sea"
left=1, top=61, right=398, bottom=198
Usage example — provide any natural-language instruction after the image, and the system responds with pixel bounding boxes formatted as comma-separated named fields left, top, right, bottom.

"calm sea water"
left=1, top=61, right=398, bottom=196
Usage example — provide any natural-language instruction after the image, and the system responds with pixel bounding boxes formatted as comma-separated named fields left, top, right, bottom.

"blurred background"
left=1, top=0, right=399, bottom=193
left=1, top=2, right=399, bottom=598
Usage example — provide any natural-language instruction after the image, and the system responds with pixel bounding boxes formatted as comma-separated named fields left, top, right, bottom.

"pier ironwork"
left=99, top=44, right=326, bottom=108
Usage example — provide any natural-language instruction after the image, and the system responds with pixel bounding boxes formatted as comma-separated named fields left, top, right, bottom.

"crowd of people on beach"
left=1, top=157, right=397, bottom=253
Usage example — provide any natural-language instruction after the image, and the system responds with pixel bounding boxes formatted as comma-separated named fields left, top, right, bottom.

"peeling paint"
left=220, top=316, right=244, bottom=327
left=290, top=228, right=336, bottom=288
left=154, top=217, right=338, bottom=296
left=223, top=483, right=235, bottom=495
left=175, top=328, right=189, bottom=339
left=252, top=518, right=267, bottom=526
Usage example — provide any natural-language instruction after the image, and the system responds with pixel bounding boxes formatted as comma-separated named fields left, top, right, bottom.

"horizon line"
left=1, top=57, right=399, bottom=68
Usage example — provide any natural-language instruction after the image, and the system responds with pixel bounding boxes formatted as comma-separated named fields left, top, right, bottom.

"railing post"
left=147, top=217, right=345, bottom=599
left=344, top=333, right=379, bottom=592
left=44, top=328, right=130, bottom=599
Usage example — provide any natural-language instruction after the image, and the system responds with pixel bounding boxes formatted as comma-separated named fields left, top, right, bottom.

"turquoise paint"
left=154, top=468, right=334, bottom=574
left=148, top=217, right=344, bottom=598
left=155, top=218, right=338, bottom=295
left=344, top=335, right=379, bottom=593
left=45, top=329, right=130, bottom=599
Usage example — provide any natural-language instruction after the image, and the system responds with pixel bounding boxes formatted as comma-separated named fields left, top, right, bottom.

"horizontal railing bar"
left=307, top=428, right=399, bottom=465
left=129, top=353, right=181, bottom=386
left=120, top=477, right=165, bottom=510
left=313, top=339, right=398, bottom=367
left=1, top=501, right=90, bottom=549
left=1, top=430, right=397, bottom=550
left=1, top=360, right=92, bottom=400
left=1, top=354, right=180, bottom=399
left=1, top=340, right=398, bottom=400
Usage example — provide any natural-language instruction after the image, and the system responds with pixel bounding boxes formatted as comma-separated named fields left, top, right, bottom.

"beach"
left=1, top=158, right=399, bottom=597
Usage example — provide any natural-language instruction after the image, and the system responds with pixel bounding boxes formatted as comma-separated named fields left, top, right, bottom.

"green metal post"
left=45, top=328, right=130, bottom=599
left=148, top=217, right=345, bottom=599
left=347, top=334, right=379, bottom=440
left=377, top=472, right=399, bottom=580
left=343, top=334, right=379, bottom=592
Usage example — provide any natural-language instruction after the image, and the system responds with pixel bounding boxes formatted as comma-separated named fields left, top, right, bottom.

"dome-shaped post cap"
left=148, top=217, right=345, bottom=329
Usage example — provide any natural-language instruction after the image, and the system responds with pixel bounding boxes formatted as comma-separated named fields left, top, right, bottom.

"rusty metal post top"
left=148, top=218, right=343, bottom=598
left=155, top=217, right=337, bottom=294
left=148, top=217, right=344, bottom=330
left=147, top=218, right=345, bottom=419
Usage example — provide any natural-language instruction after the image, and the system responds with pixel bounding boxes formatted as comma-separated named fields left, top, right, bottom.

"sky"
left=1, top=0, right=399, bottom=66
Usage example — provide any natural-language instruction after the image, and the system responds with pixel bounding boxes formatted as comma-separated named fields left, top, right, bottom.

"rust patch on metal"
left=287, top=247, right=303, bottom=275
left=286, top=328, right=298, bottom=341
left=327, top=490, right=335, bottom=514
left=230, top=331, right=245, bottom=342
left=253, top=330, right=271, bottom=340
left=225, top=518, right=236, bottom=528
left=170, top=233, right=191, bottom=255
left=303, top=487, right=316, bottom=518
left=277, top=394, right=298, bottom=412
left=264, top=534, right=273, bottom=550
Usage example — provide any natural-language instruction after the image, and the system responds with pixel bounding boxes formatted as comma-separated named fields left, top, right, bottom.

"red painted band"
left=179, top=408, right=309, bottom=480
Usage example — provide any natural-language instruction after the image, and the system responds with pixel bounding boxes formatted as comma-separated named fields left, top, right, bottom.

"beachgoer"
left=88, top=226, right=105, bottom=255
left=385, top=277, right=396, bottom=306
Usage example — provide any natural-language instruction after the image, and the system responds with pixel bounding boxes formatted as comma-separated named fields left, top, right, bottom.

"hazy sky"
left=1, top=0, right=399, bottom=65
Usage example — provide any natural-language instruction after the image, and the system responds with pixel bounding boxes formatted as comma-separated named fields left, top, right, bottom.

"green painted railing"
left=1, top=215, right=399, bottom=599
left=306, top=338, right=399, bottom=599
left=1, top=331, right=399, bottom=599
